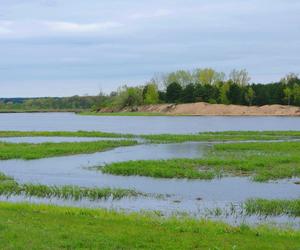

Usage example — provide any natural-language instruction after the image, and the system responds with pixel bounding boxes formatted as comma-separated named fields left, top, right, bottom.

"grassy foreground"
left=0, top=202, right=298, bottom=250
left=101, top=141, right=300, bottom=181
left=0, top=140, right=137, bottom=160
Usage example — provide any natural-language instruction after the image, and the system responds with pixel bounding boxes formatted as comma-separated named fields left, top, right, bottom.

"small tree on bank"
left=143, top=83, right=159, bottom=105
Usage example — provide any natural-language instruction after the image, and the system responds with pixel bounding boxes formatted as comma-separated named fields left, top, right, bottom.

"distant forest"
left=1, top=69, right=300, bottom=111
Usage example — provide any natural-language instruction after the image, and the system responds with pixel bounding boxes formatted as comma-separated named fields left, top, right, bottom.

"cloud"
left=0, top=0, right=299, bottom=97
left=44, top=21, right=123, bottom=33
left=0, top=20, right=124, bottom=39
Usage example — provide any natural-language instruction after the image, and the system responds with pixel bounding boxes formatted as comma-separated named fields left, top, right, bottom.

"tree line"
left=102, top=69, right=300, bottom=110
left=0, top=96, right=102, bottom=111
left=1, top=69, right=300, bottom=111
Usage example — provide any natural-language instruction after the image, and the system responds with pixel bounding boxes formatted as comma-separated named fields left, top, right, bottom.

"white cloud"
left=45, top=21, right=123, bottom=33
left=0, top=20, right=124, bottom=39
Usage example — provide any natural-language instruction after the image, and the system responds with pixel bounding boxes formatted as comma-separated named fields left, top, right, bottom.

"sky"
left=0, top=0, right=299, bottom=97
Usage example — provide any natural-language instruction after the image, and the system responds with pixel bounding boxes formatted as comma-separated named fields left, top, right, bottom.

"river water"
left=0, top=113, right=299, bottom=227
left=1, top=112, right=300, bottom=134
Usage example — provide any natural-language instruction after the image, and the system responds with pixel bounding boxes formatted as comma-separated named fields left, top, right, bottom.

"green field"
left=101, top=141, right=300, bottom=181
left=0, top=202, right=298, bottom=250
left=0, top=140, right=137, bottom=160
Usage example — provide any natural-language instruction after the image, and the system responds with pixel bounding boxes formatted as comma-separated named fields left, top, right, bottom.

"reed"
left=0, top=174, right=141, bottom=200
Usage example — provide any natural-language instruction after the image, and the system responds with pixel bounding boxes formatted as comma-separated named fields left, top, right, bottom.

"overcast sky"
left=0, top=0, right=299, bottom=97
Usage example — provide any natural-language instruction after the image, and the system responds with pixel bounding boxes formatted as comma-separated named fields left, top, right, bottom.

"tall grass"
left=0, top=174, right=141, bottom=200
left=245, top=199, right=300, bottom=217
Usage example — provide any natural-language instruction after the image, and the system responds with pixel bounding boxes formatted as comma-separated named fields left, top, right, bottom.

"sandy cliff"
left=117, top=102, right=300, bottom=116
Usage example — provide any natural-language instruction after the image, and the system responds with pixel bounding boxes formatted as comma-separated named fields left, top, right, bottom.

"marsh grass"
left=0, top=202, right=299, bottom=249
left=141, top=131, right=300, bottom=143
left=2, top=130, right=300, bottom=143
left=0, top=173, right=141, bottom=200
left=101, top=159, right=217, bottom=179
left=101, top=141, right=300, bottom=181
left=0, top=130, right=133, bottom=138
left=245, top=199, right=300, bottom=217
left=0, top=140, right=137, bottom=160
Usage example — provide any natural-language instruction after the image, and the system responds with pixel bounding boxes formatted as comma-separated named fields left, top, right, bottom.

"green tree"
left=293, top=85, right=300, bottom=106
left=245, top=87, right=255, bottom=106
left=166, top=82, right=182, bottom=103
left=284, top=87, right=292, bottom=106
left=116, top=86, right=143, bottom=108
left=194, top=68, right=225, bottom=85
left=143, top=83, right=159, bottom=104
left=218, top=83, right=230, bottom=104
left=228, top=83, right=244, bottom=104
left=181, top=83, right=195, bottom=103
left=164, top=70, right=193, bottom=87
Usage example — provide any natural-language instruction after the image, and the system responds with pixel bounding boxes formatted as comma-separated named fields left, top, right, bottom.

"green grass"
left=2, top=130, right=300, bottom=143
left=0, top=130, right=133, bottom=138
left=0, top=140, right=137, bottom=160
left=245, top=199, right=300, bottom=217
left=102, top=159, right=216, bottom=179
left=0, top=176, right=141, bottom=200
left=0, top=202, right=298, bottom=249
left=0, top=173, right=14, bottom=182
left=101, top=141, right=300, bottom=181
left=141, top=131, right=300, bottom=143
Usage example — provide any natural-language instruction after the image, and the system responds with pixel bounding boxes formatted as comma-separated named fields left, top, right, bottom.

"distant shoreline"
left=2, top=102, right=300, bottom=116
left=0, top=109, right=87, bottom=114
left=83, top=102, right=300, bottom=117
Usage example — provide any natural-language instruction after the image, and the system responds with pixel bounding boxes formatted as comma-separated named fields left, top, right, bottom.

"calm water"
left=0, top=141, right=299, bottom=227
left=0, top=142, right=298, bottom=203
left=1, top=112, right=300, bottom=134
